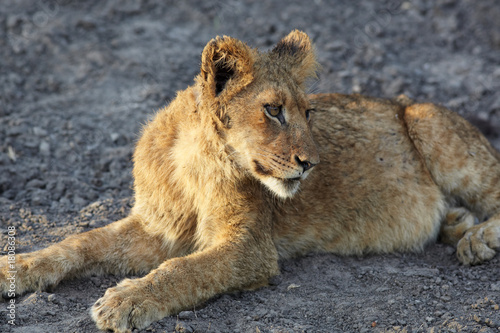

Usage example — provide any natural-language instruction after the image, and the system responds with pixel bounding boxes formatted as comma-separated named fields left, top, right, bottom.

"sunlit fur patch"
left=261, top=176, right=301, bottom=199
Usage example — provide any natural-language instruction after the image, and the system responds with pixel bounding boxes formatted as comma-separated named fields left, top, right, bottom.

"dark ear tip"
left=272, top=30, right=312, bottom=56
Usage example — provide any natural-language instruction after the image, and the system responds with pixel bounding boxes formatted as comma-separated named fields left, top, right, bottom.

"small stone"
left=73, top=195, right=87, bottom=207
left=7, top=146, right=17, bottom=162
left=178, top=311, right=194, bottom=320
left=325, top=41, right=346, bottom=51
left=434, top=310, right=444, bottom=317
left=31, top=190, right=47, bottom=206
left=33, top=127, right=48, bottom=136
left=39, top=140, right=50, bottom=155
left=110, top=133, right=120, bottom=142
left=441, top=295, right=452, bottom=302
left=26, top=179, right=45, bottom=189
left=76, top=18, right=97, bottom=30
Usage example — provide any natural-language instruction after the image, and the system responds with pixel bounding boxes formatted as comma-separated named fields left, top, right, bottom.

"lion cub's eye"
left=305, top=108, right=314, bottom=121
left=265, top=104, right=281, bottom=117
left=264, top=104, right=285, bottom=125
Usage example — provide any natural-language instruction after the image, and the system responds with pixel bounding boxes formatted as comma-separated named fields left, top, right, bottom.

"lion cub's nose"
left=295, top=156, right=317, bottom=172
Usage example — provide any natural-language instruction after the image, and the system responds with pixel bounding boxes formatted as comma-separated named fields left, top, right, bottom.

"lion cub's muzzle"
left=285, top=156, right=317, bottom=181
left=256, top=153, right=318, bottom=198
left=252, top=150, right=319, bottom=180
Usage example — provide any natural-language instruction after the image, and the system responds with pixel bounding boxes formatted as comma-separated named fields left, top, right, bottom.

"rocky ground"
left=1, top=0, right=499, bottom=332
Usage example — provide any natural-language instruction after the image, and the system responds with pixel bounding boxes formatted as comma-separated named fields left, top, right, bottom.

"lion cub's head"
left=195, top=30, right=320, bottom=199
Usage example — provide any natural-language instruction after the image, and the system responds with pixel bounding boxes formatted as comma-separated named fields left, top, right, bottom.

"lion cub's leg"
left=404, top=103, right=500, bottom=264
left=440, top=207, right=476, bottom=246
left=0, top=216, right=169, bottom=297
left=441, top=208, right=500, bottom=265
left=439, top=207, right=500, bottom=264
left=90, top=221, right=279, bottom=332
left=456, top=214, right=500, bottom=265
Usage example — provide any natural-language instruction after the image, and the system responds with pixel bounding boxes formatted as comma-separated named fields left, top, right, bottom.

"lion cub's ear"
left=271, top=30, right=319, bottom=86
left=198, top=36, right=255, bottom=103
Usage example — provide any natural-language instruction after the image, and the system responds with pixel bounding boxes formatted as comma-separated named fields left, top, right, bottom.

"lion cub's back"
left=310, top=93, right=419, bottom=184
left=274, top=94, right=446, bottom=257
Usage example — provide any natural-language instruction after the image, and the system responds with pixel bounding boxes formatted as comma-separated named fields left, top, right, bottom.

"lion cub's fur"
left=2, top=31, right=500, bottom=332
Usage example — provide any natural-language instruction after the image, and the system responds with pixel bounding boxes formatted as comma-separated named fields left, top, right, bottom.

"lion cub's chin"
left=260, top=176, right=301, bottom=199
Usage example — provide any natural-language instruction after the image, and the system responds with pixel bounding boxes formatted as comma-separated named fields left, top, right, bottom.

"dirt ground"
left=1, top=0, right=500, bottom=332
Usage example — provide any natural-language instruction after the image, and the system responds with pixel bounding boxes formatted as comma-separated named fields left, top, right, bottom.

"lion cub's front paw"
left=91, top=278, right=164, bottom=333
left=456, top=220, right=500, bottom=265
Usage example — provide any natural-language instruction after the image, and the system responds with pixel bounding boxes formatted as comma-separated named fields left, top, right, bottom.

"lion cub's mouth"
left=267, top=176, right=302, bottom=198
left=279, top=177, right=301, bottom=184
left=252, top=159, right=305, bottom=198
left=253, top=160, right=302, bottom=181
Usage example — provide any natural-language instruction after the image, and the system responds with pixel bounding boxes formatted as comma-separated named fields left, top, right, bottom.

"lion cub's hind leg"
left=439, top=207, right=500, bottom=264
left=439, top=207, right=500, bottom=265
left=440, top=207, right=476, bottom=246
left=404, top=103, right=500, bottom=265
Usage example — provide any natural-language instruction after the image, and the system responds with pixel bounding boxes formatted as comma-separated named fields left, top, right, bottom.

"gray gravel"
left=1, top=0, right=499, bottom=332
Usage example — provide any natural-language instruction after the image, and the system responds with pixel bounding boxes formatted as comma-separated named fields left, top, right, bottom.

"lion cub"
left=1, top=30, right=500, bottom=332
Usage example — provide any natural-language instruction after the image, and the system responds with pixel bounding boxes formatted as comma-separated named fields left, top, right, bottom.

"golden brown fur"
left=1, top=31, right=500, bottom=332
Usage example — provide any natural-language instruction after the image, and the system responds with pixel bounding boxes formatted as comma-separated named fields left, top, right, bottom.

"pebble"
left=72, top=195, right=87, bottom=207
left=39, top=140, right=50, bottom=155
left=26, top=179, right=45, bottom=189
left=7, top=126, right=25, bottom=136
left=110, top=132, right=120, bottom=142
left=31, top=189, right=48, bottom=206
left=325, top=41, right=346, bottom=51
left=441, top=295, right=452, bottom=302
left=75, top=18, right=97, bottom=30
left=178, top=311, right=194, bottom=320
left=33, top=127, right=48, bottom=137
